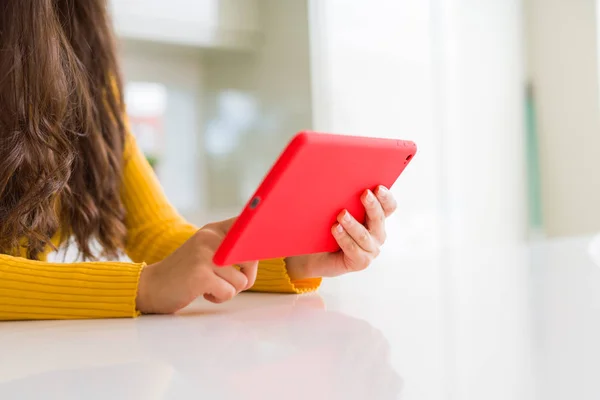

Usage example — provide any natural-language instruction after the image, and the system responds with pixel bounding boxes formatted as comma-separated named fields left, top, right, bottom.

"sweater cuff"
left=0, top=255, right=144, bottom=320
left=248, top=258, right=322, bottom=294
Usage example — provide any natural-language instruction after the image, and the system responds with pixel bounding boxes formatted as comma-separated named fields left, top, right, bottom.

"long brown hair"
left=0, top=0, right=127, bottom=260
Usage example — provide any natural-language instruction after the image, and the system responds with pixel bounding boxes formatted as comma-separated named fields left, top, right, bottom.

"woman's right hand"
left=135, top=218, right=258, bottom=314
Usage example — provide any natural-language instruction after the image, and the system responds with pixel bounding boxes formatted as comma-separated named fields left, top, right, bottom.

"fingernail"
left=378, top=186, right=388, bottom=197
left=343, top=211, right=351, bottom=223
left=366, top=190, right=375, bottom=203
left=336, top=224, right=344, bottom=233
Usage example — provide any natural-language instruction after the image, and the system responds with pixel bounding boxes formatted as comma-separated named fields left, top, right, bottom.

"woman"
left=0, top=0, right=397, bottom=320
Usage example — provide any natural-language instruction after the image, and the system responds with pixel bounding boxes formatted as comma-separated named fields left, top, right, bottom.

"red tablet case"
left=213, top=131, right=416, bottom=266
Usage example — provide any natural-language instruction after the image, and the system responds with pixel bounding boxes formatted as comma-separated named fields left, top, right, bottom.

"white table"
left=2, top=236, right=600, bottom=400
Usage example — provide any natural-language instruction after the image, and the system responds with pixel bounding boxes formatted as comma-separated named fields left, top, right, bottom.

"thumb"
left=215, top=217, right=238, bottom=235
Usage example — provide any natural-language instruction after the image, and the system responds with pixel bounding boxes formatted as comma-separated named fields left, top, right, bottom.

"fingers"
left=213, top=266, right=249, bottom=294
left=203, top=264, right=256, bottom=304
left=237, top=261, right=258, bottom=291
left=337, top=210, right=379, bottom=254
left=332, top=223, right=372, bottom=271
left=375, top=186, right=397, bottom=217
left=203, top=274, right=237, bottom=304
left=333, top=208, right=383, bottom=271
left=204, top=262, right=256, bottom=303
left=219, top=217, right=238, bottom=233
left=362, top=189, right=386, bottom=244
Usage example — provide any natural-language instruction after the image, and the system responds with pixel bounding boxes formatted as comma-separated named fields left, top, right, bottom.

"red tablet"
left=213, top=131, right=416, bottom=266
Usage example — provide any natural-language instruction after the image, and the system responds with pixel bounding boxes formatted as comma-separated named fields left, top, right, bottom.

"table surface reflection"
left=2, top=235, right=600, bottom=400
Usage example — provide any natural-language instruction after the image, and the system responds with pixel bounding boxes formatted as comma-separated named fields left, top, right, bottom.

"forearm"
left=0, top=254, right=143, bottom=321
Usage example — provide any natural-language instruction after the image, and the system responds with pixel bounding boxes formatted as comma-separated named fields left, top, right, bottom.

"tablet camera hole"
left=250, top=197, right=261, bottom=209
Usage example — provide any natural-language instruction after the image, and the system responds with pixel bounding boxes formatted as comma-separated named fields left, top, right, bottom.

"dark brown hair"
left=0, top=0, right=127, bottom=260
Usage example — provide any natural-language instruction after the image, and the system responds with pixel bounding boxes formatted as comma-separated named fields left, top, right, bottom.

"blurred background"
left=109, top=0, right=600, bottom=252
left=31, top=2, right=600, bottom=398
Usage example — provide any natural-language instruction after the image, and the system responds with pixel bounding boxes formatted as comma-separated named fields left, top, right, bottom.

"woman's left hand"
left=285, top=186, right=397, bottom=280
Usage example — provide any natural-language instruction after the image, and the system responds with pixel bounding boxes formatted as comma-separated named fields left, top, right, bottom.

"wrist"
left=285, top=255, right=316, bottom=280
left=136, top=262, right=158, bottom=314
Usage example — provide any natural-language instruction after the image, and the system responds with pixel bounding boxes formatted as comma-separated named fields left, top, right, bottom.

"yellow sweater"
left=0, top=133, right=321, bottom=320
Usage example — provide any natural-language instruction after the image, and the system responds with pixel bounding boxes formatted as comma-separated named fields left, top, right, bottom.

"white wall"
left=110, top=0, right=261, bottom=50
left=308, top=0, right=442, bottom=252
left=202, top=0, right=313, bottom=220
left=436, top=0, right=527, bottom=247
left=119, top=40, right=208, bottom=223
left=526, top=0, right=600, bottom=237
left=434, top=4, right=530, bottom=399
left=309, top=0, right=527, bottom=250
left=116, top=1, right=313, bottom=223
